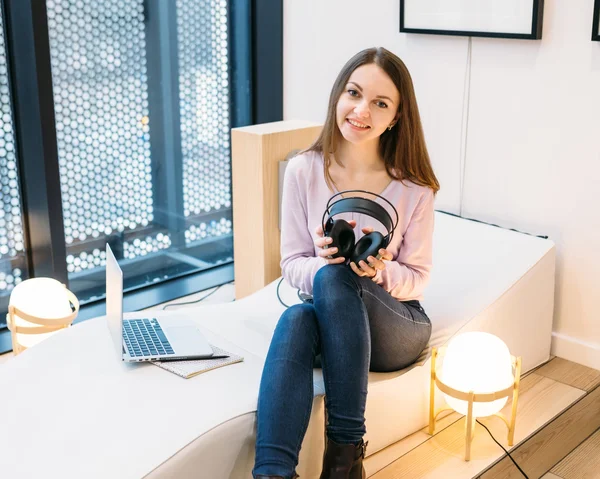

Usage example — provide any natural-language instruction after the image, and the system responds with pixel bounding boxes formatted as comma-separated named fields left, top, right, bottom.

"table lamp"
left=6, top=277, right=79, bottom=355
left=428, top=332, right=522, bottom=460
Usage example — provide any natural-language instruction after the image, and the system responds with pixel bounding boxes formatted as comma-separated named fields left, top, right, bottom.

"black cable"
left=276, top=277, right=291, bottom=308
left=476, top=419, right=529, bottom=479
left=162, top=285, right=223, bottom=310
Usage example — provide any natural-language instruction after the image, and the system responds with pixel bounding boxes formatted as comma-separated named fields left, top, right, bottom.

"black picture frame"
left=593, top=0, right=600, bottom=41
left=400, top=0, right=544, bottom=40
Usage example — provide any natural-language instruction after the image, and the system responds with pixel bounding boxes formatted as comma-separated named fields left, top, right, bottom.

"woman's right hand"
left=314, top=220, right=356, bottom=265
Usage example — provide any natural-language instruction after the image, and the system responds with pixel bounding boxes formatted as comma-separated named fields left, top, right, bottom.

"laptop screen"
left=105, top=244, right=124, bottom=358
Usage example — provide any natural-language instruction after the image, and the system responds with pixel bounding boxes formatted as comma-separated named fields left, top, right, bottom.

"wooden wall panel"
left=231, top=120, right=321, bottom=299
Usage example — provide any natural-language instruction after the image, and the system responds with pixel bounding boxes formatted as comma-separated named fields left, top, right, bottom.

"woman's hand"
left=314, top=220, right=357, bottom=265
left=349, top=226, right=393, bottom=279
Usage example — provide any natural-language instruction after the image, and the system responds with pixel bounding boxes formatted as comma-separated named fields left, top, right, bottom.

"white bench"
left=0, top=211, right=555, bottom=478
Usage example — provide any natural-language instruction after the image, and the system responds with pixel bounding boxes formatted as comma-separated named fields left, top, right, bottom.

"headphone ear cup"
left=325, top=219, right=355, bottom=259
left=351, top=231, right=385, bottom=265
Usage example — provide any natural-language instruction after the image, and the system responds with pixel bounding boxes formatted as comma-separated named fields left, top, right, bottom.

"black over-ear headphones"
left=322, top=190, right=399, bottom=265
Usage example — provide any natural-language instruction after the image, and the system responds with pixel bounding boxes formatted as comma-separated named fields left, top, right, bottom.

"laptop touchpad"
left=166, top=326, right=214, bottom=356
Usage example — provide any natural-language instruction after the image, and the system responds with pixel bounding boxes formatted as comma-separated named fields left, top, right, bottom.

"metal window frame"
left=0, top=0, right=283, bottom=354
left=593, top=0, right=600, bottom=41
left=145, top=0, right=186, bottom=250
left=252, top=0, right=283, bottom=123
left=230, top=0, right=283, bottom=125
left=3, top=0, right=67, bottom=282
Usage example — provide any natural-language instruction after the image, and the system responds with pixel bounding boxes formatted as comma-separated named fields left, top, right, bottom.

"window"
left=45, top=0, right=233, bottom=303
left=0, top=0, right=281, bottom=351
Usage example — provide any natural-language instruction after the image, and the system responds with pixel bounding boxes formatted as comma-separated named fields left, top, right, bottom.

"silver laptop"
left=105, top=243, right=214, bottom=362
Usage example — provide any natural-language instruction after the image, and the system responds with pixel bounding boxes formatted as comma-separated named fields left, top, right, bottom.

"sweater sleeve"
left=279, top=160, right=327, bottom=294
left=373, top=188, right=435, bottom=300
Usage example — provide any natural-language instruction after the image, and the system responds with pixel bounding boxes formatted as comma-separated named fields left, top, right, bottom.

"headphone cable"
left=162, top=284, right=224, bottom=310
left=476, top=419, right=529, bottom=478
left=276, top=277, right=291, bottom=308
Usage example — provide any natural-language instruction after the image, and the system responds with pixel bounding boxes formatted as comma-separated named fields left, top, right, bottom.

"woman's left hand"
left=349, top=227, right=393, bottom=279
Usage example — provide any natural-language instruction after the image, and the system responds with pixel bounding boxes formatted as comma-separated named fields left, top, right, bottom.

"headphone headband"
left=321, top=190, right=399, bottom=243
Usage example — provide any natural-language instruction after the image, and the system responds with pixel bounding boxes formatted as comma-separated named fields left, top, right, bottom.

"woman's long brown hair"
left=306, top=47, right=440, bottom=194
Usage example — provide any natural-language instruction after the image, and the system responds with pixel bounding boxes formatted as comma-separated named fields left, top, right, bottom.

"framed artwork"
left=593, top=0, right=600, bottom=41
left=400, top=0, right=544, bottom=40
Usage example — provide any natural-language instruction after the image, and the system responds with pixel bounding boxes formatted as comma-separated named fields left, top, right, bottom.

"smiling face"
left=335, top=63, right=401, bottom=146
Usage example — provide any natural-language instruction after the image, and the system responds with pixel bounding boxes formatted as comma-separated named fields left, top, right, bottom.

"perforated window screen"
left=45, top=0, right=233, bottom=300
left=47, top=0, right=156, bottom=272
left=177, top=0, right=232, bottom=243
left=0, top=10, right=27, bottom=309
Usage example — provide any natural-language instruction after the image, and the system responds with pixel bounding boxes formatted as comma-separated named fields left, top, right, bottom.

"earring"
left=387, top=123, right=394, bottom=131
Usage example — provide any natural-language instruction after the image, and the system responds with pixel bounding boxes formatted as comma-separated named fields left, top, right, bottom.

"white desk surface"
left=0, top=312, right=265, bottom=479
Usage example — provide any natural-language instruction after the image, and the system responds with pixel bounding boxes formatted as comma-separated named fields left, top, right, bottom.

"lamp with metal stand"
left=428, top=332, right=522, bottom=461
left=6, top=278, right=80, bottom=355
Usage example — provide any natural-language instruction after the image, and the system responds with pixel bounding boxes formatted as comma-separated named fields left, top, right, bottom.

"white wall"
left=283, top=0, right=600, bottom=369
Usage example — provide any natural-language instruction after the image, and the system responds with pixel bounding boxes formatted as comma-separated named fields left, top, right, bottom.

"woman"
left=252, top=47, right=440, bottom=479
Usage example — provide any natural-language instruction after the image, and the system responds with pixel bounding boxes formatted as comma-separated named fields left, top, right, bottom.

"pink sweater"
left=280, top=150, right=435, bottom=301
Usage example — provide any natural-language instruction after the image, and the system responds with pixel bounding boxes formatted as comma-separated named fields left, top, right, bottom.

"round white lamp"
left=428, top=332, right=522, bottom=461
left=6, top=278, right=80, bottom=355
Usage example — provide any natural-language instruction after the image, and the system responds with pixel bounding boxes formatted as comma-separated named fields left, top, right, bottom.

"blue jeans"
left=252, top=265, right=432, bottom=478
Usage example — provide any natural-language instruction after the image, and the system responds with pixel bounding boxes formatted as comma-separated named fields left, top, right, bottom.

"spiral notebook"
left=152, top=345, right=244, bottom=379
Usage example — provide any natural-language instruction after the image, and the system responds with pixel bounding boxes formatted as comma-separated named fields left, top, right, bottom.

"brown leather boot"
left=319, top=438, right=368, bottom=479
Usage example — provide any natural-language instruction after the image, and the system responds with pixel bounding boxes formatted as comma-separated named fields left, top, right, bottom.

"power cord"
left=476, top=419, right=529, bottom=479
left=162, top=284, right=224, bottom=310
left=459, top=36, right=472, bottom=218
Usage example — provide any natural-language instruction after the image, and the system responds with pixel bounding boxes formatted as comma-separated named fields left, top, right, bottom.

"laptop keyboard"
left=123, top=318, right=175, bottom=358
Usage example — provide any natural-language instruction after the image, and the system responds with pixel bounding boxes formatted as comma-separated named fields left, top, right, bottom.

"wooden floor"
left=369, top=357, right=600, bottom=479
left=1, top=283, right=599, bottom=478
